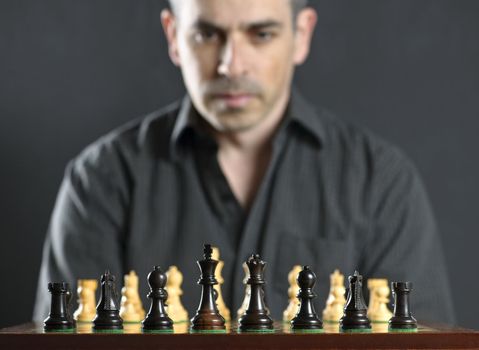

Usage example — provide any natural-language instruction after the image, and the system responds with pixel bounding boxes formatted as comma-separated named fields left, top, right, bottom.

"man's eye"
left=193, top=30, right=219, bottom=44
left=253, top=31, right=276, bottom=42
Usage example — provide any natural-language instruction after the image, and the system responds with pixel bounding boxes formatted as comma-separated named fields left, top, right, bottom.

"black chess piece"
left=190, top=244, right=226, bottom=331
left=93, top=270, right=123, bottom=331
left=238, top=254, right=274, bottom=332
left=142, top=266, right=173, bottom=331
left=43, top=282, right=75, bottom=331
left=291, top=266, right=323, bottom=330
left=389, top=282, right=418, bottom=330
left=339, top=270, right=371, bottom=331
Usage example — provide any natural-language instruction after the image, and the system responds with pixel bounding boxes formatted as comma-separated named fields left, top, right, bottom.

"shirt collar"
left=170, top=88, right=326, bottom=158
left=286, top=88, right=326, bottom=146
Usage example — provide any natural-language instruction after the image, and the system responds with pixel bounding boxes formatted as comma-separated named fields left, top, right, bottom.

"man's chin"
left=214, top=116, right=264, bottom=133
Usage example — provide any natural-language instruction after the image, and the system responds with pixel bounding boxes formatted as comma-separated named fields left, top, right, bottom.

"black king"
left=190, top=244, right=226, bottom=331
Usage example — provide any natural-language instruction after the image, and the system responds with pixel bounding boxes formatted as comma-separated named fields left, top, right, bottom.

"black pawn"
left=389, top=282, right=417, bottom=330
left=238, top=254, right=274, bottom=331
left=190, top=244, right=226, bottom=331
left=44, top=282, right=75, bottom=331
left=142, top=266, right=173, bottom=331
left=291, top=266, right=323, bottom=330
left=93, top=270, right=123, bottom=330
left=339, top=271, right=371, bottom=331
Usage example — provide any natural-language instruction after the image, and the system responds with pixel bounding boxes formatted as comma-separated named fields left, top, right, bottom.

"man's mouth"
left=212, top=93, right=255, bottom=109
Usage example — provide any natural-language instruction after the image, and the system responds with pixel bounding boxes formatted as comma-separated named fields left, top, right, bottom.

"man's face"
left=163, top=0, right=316, bottom=132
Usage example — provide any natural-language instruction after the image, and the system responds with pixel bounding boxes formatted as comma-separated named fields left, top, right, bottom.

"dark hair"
left=291, top=0, right=309, bottom=18
left=168, top=0, right=309, bottom=21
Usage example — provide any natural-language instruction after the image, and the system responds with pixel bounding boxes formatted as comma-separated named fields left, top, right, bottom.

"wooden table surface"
left=1, top=322, right=478, bottom=350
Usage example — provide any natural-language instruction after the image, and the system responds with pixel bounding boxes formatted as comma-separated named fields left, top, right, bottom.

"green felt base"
left=237, top=328, right=275, bottom=333
left=388, top=327, right=418, bottom=333
left=43, top=328, right=75, bottom=333
left=291, top=328, right=324, bottom=334
left=189, top=329, right=227, bottom=334
left=142, top=329, right=174, bottom=334
left=92, top=329, right=124, bottom=334
left=340, top=328, right=372, bottom=333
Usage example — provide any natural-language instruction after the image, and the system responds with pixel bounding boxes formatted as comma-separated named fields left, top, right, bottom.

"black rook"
left=389, top=282, right=418, bottom=330
left=43, top=282, right=75, bottom=331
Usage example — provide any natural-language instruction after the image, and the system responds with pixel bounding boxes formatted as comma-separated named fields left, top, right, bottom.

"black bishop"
left=142, top=266, right=173, bottom=331
left=291, top=266, right=323, bottom=330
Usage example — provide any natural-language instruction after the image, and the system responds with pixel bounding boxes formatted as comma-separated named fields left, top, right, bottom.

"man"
left=34, top=0, right=455, bottom=324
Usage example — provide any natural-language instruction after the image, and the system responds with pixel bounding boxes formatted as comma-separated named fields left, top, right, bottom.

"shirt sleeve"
left=360, top=146, right=456, bottom=325
left=33, top=141, right=130, bottom=322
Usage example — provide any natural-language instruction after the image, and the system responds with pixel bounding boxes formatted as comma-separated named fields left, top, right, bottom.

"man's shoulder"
left=318, top=106, right=417, bottom=176
left=71, top=100, right=182, bottom=173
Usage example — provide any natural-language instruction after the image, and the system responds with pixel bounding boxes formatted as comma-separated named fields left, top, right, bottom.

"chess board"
left=1, top=322, right=478, bottom=350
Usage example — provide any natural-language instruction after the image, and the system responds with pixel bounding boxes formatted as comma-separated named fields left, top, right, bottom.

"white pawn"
left=165, top=265, right=189, bottom=322
left=367, top=278, right=392, bottom=322
left=283, top=265, right=302, bottom=321
left=74, top=279, right=98, bottom=322
left=212, top=247, right=231, bottom=321
left=322, top=269, right=346, bottom=323
left=236, top=262, right=251, bottom=319
left=120, top=270, right=145, bottom=322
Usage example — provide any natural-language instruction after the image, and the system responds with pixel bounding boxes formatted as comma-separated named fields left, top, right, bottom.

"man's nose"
left=217, top=37, right=247, bottom=77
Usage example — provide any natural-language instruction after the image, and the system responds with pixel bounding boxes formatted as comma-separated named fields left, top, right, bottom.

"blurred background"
left=0, top=0, right=478, bottom=329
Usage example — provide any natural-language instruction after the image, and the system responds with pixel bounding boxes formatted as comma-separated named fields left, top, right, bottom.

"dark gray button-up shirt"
left=34, top=91, right=455, bottom=324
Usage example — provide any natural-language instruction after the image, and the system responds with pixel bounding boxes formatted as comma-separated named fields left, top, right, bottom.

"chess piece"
left=190, top=244, right=226, bottom=331
left=322, top=270, right=346, bottom=323
left=211, top=247, right=231, bottom=321
left=120, top=271, right=145, bottom=322
left=44, top=282, right=75, bottom=331
left=237, top=262, right=251, bottom=319
left=283, top=265, right=302, bottom=322
left=74, top=279, right=98, bottom=322
left=165, top=265, right=188, bottom=322
left=339, top=271, right=371, bottom=331
left=389, top=282, right=417, bottom=330
left=367, top=278, right=392, bottom=322
left=291, top=266, right=323, bottom=330
left=238, top=254, right=274, bottom=331
left=142, top=266, right=173, bottom=331
left=93, top=270, right=123, bottom=330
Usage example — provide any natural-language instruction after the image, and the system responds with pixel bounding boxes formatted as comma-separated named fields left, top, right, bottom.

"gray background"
left=0, top=0, right=478, bottom=329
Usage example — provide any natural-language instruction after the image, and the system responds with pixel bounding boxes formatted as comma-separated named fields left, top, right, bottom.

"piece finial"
left=203, top=244, right=213, bottom=259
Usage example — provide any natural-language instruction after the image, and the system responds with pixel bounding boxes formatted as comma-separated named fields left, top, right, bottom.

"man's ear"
left=293, top=8, right=318, bottom=65
left=161, top=8, right=181, bottom=66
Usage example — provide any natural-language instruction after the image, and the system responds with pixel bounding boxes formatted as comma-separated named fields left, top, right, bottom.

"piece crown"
left=48, top=282, right=69, bottom=293
left=246, top=254, right=266, bottom=280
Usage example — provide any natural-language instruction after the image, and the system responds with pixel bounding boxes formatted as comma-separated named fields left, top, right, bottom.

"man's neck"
left=207, top=88, right=291, bottom=210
